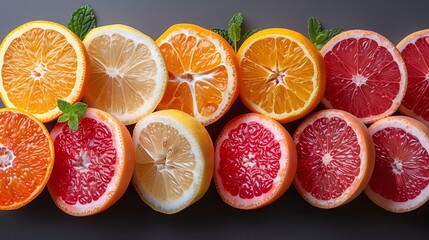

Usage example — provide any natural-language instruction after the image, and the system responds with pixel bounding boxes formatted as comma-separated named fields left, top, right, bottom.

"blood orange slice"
left=214, top=113, right=297, bottom=209
left=293, top=109, right=375, bottom=208
left=397, top=30, right=429, bottom=126
left=365, top=116, right=429, bottom=213
left=48, top=108, right=135, bottom=216
left=321, top=30, right=407, bottom=124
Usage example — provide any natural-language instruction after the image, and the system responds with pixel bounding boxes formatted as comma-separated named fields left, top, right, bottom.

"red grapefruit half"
left=321, top=30, right=407, bottom=124
left=214, top=113, right=297, bottom=209
left=365, top=116, right=429, bottom=213
left=397, top=30, right=429, bottom=126
left=48, top=108, right=135, bottom=216
left=293, top=109, right=375, bottom=208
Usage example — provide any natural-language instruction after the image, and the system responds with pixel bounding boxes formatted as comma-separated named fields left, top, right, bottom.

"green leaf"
left=315, top=32, right=327, bottom=44
left=57, top=114, right=70, bottom=123
left=242, top=28, right=262, bottom=41
left=68, top=5, right=97, bottom=40
left=316, top=43, right=325, bottom=50
left=229, top=12, right=244, bottom=28
left=73, top=102, right=88, bottom=118
left=307, top=17, right=321, bottom=43
left=324, top=28, right=343, bottom=40
left=57, top=99, right=72, bottom=113
left=211, top=28, right=233, bottom=46
left=228, top=23, right=241, bottom=52
left=68, top=114, right=79, bottom=131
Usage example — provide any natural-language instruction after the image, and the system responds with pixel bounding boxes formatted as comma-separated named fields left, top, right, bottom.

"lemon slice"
left=83, top=24, right=167, bottom=125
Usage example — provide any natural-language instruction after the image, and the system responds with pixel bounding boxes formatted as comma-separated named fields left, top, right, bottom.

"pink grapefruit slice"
left=214, top=113, right=297, bottom=209
left=293, top=109, right=375, bottom=208
left=397, top=30, right=429, bottom=126
left=48, top=108, right=135, bottom=216
left=365, top=116, right=429, bottom=213
left=321, top=30, right=407, bottom=124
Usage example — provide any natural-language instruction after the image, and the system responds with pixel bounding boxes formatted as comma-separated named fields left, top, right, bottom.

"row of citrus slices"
left=1, top=19, right=429, bottom=215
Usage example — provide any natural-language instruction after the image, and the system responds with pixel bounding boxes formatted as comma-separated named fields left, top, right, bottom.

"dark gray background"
left=1, top=0, right=429, bottom=239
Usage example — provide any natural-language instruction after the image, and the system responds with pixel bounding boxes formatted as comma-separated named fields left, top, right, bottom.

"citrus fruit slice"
left=0, top=20, right=89, bottom=123
left=132, top=109, right=214, bottom=214
left=48, top=108, right=135, bottom=216
left=237, top=28, right=325, bottom=123
left=0, top=108, right=54, bottom=210
left=156, top=23, right=239, bottom=126
left=320, top=30, right=407, bottom=124
left=365, top=116, right=429, bottom=213
left=214, top=113, right=297, bottom=209
left=83, top=24, right=167, bottom=125
left=293, top=109, right=375, bottom=208
left=397, top=30, right=429, bottom=126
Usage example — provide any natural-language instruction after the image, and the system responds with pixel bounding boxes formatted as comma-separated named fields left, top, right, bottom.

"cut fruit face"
left=321, top=30, right=407, bottom=124
left=237, top=28, right=325, bottom=123
left=214, top=113, right=297, bottom=209
left=0, top=108, right=54, bottom=210
left=156, top=23, right=239, bottom=126
left=0, top=20, right=88, bottom=123
left=365, top=116, right=429, bottom=213
left=293, top=109, right=375, bottom=208
left=83, top=24, right=167, bottom=125
left=397, top=30, right=429, bottom=126
left=132, top=109, right=214, bottom=214
left=48, top=108, right=135, bottom=216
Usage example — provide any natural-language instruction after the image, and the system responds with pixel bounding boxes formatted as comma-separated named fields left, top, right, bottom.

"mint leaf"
left=229, top=12, right=244, bottom=27
left=73, top=102, right=88, bottom=117
left=58, top=99, right=72, bottom=113
left=228, top=23, right=241, bottom=52
left=57, top=114, right=70, bottom=123
left=307, top=17, right=321, bottom=43
left=315, top=32, right=327, bottom=44
left=243, top=28, right=262, bottom=41
left=324, top=28, right=343, bottom=40
left=211, top=28, right=233, bottom=46
left=68, top=114, right=79, bottom=131
left=68, top=5, right=96, bottom=40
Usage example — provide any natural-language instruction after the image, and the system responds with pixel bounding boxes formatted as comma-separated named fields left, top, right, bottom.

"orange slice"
left=156, top=23, right=239, bottom=126
left=0, top=20, right=89, bottom=123
left=132, top=110, right=214, bottom=214
left=83, top=24, right=167, bottom=125
left=293, top=109, right=375, bottom=208
left=0, top=108, right=54, bottom=210
left=237, top=28, right=325, bottom=123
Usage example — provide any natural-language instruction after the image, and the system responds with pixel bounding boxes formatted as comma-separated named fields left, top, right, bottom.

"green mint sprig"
left=211, top=13, right=262, bottom=52
left=57, top=99, right=88, bottom=131
left=307, top=17, right=343, bottom=50
left=68, top=5, right=97, bottom=40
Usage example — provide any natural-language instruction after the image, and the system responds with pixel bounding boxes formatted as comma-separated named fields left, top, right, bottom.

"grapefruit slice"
left=0, top=108, right=54, bottom=210
left=365, top=116, right=429, bottom=213
left=48, top=108, right=135, bottom=216
left=214, top=113, right=297, bottom=209
left=132, top=110, right=214, bottom=214
left=293, top=109, right=375, bottom=208
left=237, top=28, right=325, bottom=123
left=397, top=30, right=429, bottom=126
left=321, top=30, right=407, bottom=124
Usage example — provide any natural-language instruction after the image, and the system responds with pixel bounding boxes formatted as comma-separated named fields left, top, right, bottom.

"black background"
left=1, top=0, right=429, bottom=239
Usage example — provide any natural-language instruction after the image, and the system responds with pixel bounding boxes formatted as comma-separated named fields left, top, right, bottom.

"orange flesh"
left=2, top=28, right=77, bottom=114
left=240, top=37, right=315, bottom=114
left=135, top=122, right=196, bottom=201
left=158, top=33, right=229, bottom=117
left=0, top=111, right=52, bottom=207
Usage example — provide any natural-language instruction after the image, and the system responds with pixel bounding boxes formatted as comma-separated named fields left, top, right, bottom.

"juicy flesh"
left=324, top=38, right=401, bottom=118
left=0, top=111, right=52, bottom=207
left=86, top=33, right=158, bottom=116
left=135, top=122, right=196, bottom=201
left=240, top=37, right=315, bottom=114
left=219, top=121, right=281, bottom=199
left=2, top=28, right=78, bottom=114
left=400, top=37, right=429, bottom=122
left=50, top=118, right=117, bottom=205
left=159, top=33, right=229, bottom=117
left=296, top=117, right=361, bottom=201
left=370, top=127, right=429, bottom=202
